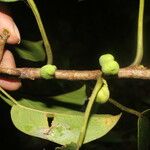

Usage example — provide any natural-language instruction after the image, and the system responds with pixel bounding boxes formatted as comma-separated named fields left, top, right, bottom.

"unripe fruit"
left=40, top=64, right=57, bottom=79
left=96, top=79, right=110, bottom=104
left=99, top=54, right=114, bottom=66
left=101, top=61, right=120, bottom=75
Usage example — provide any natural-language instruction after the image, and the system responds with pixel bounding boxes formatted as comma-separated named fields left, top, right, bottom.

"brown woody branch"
left=0, top=65, right=150, bottom=80
left=0, top=30, right=149, bottom=81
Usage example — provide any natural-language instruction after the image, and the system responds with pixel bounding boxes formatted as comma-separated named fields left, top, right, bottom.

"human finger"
left=0, top=6, right=20, bottom=44
left=0, top=49, right=21, bottom=90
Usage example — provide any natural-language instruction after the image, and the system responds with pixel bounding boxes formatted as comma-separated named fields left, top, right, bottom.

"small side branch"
left=132, top=0, right=145, bottom=65
left=27, top=0, right=53, bottom=64
left=109, top=98, right=141, bottom=117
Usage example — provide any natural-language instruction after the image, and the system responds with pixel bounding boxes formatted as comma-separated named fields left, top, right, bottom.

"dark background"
left=0, top=0, right=150, bottom=149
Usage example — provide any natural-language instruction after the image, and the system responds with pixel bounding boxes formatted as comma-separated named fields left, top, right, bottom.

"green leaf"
left=51, top=85, right=87, bottom=105
left=138, top=109, right=150, bottom=150
left=56, top=143, right=77, bottom=150
left=11, top=99, right=121, bottom=145
left=15, top=40, right=46, bottom=62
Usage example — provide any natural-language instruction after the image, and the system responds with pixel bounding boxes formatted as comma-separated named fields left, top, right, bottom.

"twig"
left=0, top=86, right=16, bottom=106
left=118, top=66, right=150, bottom=80
left=132, top=0, right=145, bottom=65
left=0, top=66, right=150, bottom=80
left=55, top=70, right=101, bottom=80
left=0, top=67, right=40, bottom=80
left=109, top=98, right=141, bottom=117
left=76, top=77, right=103, bottom=150
left=0, top=93, right=14, bottom=106
left=27, top=0, right=53, bottom=64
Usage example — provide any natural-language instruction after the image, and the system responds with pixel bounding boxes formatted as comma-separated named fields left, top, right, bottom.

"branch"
left=109, top=98, right=141, bottom=117
left=27, top=0, right=53, bottom=64
left=0, top=66, right=150, bottom=80
left=132, top=0, right=145, bottom=65
left=55, top=70, right=101, bottom=80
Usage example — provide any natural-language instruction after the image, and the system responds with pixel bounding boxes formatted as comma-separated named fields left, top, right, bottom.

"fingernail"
left=13, top=22, right=21, bottom=44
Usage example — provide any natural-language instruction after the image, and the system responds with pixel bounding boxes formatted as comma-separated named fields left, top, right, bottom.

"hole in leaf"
left=47, top=117, right=53, bottom=127
left=42, top=117, right=54, bottom=135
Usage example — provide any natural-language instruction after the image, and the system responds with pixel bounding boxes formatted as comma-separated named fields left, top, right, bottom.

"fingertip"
left=0, top=49, right=16, bottom=67
left=7, top=22, right=21, bottom=44
left=0, top=12, right=21, bottom=44
left=0, top=78, right=22, bottom=91
left=0, top=49, right=22, bottom=91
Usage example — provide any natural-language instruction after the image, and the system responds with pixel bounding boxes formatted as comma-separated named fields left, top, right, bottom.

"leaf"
left=55, top=143, right=77, bottom=150
left=15, top=40, right=46, bottom=62
left=11, top=99, right=121, bottom=145
left=138, top=109, right=150, bottom=150
left=51, top=85, right=87, bottom=105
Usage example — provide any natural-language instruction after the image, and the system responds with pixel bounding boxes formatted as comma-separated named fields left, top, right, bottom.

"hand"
left=0, top=5, right=21, bottom=90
